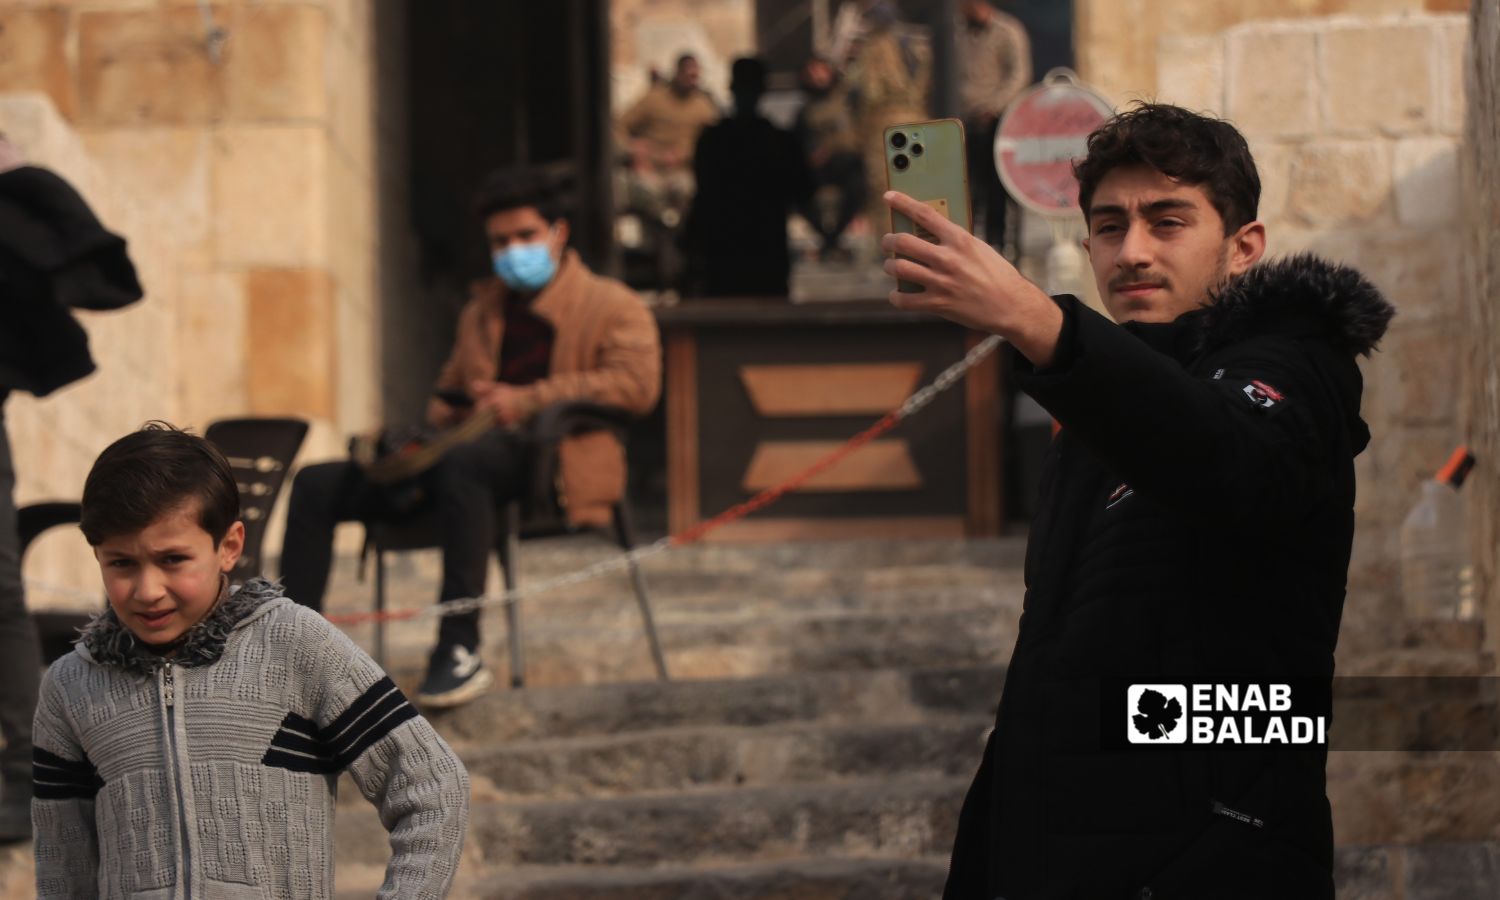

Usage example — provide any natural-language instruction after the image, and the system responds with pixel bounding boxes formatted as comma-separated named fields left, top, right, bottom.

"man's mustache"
left=1109, top=273, right=1170, bottom=291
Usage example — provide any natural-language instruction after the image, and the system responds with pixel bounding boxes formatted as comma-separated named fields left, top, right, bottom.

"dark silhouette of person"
left=682, top=57, right=812, bottom=297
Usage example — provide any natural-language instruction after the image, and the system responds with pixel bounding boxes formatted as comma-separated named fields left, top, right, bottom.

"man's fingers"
left=883, top=190, right=961, bottom=243
left=880, top=231, right=946, bottom=266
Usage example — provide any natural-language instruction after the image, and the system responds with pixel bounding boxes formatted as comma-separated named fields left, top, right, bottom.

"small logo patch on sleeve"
left=1242, top=380, right=1284, bottom=409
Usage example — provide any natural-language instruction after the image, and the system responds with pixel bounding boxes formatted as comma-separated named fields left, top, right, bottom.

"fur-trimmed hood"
left=1195, top=253, right=1395, bottom=357
left=78, top=577, right=285, bottom=678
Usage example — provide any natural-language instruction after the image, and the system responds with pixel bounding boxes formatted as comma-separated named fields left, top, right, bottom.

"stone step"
left=498, top=604, right=1017, bottom=686
left=423, top=665, right=1004, bottom=745
left=322, top=555, right=1023, bottom=626
left=468, top=857, right=950, bottom=900
left=457, top=716, right=991, bottom=799
left=335, top=775, right=969, bottom=869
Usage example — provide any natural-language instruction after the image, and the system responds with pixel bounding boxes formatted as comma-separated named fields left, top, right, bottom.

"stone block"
left=1155, top=35, right=1224, bottom=114
left=78, top=128, right=213, bottom=265
left=211, top=125, right=328, bottom=267
left=1249, top=138, right=1295, bottom=223
left=245, top=267, right=335, bottom=420
left=1379, top=322, right=1461, bottom=427
left=1286, top=140, right=1393, bottom=226
left=1334, top=844, right=1398, bottom=899
left=1437, top=17, right=1469, bottom=135
left=1334, top=229, right=1464, bottom=324
left=1393, top=137, right=1461, bottom=227
left=1425, top=0, right=1473, bottom=11
left=0, top=8, right=74, bottom=119
left=76, top=8, right=226, bottom=126
left=224, top=4, right=328, bottom=123
left=1225, top=27, right=1318, bottom=136
left=177, top=270, right=247, bottom=423
left=1405, top=841, right=1500, bottom=899
left=1328, top=752, right=1405, bottom=842
left=1400, top=756, right=1500, bottom=842
left=1322, top=22, right=1438, bottom=135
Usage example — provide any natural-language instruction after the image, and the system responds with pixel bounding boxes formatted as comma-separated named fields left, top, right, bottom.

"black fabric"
left=261, top=677, right=418, bottom=774
left=943, top=255, right=1393, bottom=900
left=32, top=746, right=102, bottom=800
left=0, top=166, right=142, bottom=397
left=0, top=402, right=40, bottom=783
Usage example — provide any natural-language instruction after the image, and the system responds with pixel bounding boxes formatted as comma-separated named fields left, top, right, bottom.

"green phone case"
left=883, top=118, right=972, bottom=293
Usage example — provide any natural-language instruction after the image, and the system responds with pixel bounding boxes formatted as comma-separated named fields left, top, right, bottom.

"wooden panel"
left=965, top=331, right=1003, bottom=536
left=741, top=440, right=922, bottom=493
left=665, top=329, right=700, bottom=534
left=740, top=363, right=923, bottom=417
left=705, top=517, right=966, bottom=543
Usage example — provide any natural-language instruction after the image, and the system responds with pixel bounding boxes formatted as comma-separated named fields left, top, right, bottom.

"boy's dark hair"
left=80, top=422, right=240, bottom=547
left=474, top=166, right=573, bottom=224
left=1074, top=103, right=1261, bottom=235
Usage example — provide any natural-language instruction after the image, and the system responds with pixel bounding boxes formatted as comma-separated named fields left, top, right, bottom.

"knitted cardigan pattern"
left=31, top=579, right=469, bottom=899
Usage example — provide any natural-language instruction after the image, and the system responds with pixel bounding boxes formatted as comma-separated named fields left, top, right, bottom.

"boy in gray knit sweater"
left=31, top=424, right=469, bottom=898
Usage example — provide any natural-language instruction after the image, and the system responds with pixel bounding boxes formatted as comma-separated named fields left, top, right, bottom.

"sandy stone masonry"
left=0, top=0, right=396, bottom=597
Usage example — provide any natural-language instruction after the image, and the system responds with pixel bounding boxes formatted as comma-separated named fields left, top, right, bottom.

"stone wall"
left=1465, top=0, right=1499, bottom=667
left=1073, top=0, right=1468, bottom=107
left=0, top=0, right=394, bottom=596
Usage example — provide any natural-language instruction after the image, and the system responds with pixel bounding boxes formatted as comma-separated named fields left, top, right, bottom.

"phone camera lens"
left=890, top=132, right=908, bottom=149
left=911, top=142, right=924, bottom=157
left=892, top=154, right=910, bottom=171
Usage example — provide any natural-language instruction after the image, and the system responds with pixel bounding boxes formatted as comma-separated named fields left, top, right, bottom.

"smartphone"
left=883, top=118, right=972, bottom=293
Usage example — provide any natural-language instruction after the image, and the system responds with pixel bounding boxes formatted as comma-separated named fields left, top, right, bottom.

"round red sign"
left=994, top=69, right=1114, bottom=216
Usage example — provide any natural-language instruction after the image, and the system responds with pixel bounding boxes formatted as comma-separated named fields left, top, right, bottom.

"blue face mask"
left=493, top=237, right=557, bottom=292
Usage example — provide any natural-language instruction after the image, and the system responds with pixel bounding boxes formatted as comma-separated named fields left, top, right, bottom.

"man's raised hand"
left=880, top=190, right=1064, bottom=368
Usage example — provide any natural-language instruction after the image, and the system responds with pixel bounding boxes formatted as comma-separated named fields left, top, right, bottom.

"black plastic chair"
left=18, top=417, right=307, bottom=663
left=203, top=417, right=309, bottom=584
left=18, top=501, right=92, bottom=664
left=361, top=401, right=669, bottom=688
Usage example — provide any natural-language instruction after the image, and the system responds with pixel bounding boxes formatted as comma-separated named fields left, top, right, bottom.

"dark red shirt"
left=497, top=292, right=554, bottom=385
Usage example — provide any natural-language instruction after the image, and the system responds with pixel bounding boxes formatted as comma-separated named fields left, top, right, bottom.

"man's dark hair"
left=1074, top=103, right=1261, bottom=234
left=473, top=166, right=573, bottom=224
left=80, top=422, right=240, bottom=547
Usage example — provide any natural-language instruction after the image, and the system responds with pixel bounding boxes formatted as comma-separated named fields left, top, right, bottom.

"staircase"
left=323, top=537, right=1025, bottom=898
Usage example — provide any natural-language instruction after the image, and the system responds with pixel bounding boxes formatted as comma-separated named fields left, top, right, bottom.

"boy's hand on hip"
left=881, top=190, right=1063, bottom=368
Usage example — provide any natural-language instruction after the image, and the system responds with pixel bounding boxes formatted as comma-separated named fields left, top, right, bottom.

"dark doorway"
left=386, top=0, right=614, bottom=422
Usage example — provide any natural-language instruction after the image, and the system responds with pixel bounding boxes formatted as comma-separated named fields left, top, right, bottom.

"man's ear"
left=1227, top=220, right=1267, bottom=277
left=217, top=520, right=246, bottom=574
left=552, top=218, right=571, bottom=255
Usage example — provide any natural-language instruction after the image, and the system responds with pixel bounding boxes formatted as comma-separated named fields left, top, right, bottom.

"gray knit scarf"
left=80, top=577, right=283, bottom=678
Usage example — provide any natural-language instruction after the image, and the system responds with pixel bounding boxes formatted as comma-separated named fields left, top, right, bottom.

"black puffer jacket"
left=944, top=255, right=1395, bottom=900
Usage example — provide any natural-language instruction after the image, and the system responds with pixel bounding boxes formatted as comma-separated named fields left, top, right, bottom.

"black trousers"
left=800, top=151, right=867, bottom=252
left=279, top=429, right=533, bottom=650
left=0, top=399, right=41, bottom=786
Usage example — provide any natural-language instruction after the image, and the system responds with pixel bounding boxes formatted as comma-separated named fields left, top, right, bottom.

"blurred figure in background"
left=683, top=57, right=812, bottom=297
left=618, top=53, right=722, bottom=229
left=793, top=56, right=867, bottom=262
left=958, top=0, right=1032, bottom=252
left=847, top=0, right=931, bottom=236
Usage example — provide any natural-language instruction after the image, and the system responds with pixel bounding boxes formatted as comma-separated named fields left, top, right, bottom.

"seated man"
left=279, top=167, right=662, bottom=708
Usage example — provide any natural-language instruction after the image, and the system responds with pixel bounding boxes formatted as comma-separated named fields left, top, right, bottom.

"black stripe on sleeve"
left=333, top=703, right=419, bottom=768
left=33, top=747, right=102, bottom=800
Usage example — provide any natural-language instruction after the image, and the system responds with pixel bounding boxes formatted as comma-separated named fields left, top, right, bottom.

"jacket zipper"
left=163, top=664, right=193, bottom=899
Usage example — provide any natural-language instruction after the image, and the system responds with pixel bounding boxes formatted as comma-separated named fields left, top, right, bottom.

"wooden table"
left=657, top=298, right=1003, bottom=541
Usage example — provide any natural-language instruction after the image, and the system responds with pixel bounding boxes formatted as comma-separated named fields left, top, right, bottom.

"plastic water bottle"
left=1400, top=446, right=1478, bottom=620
